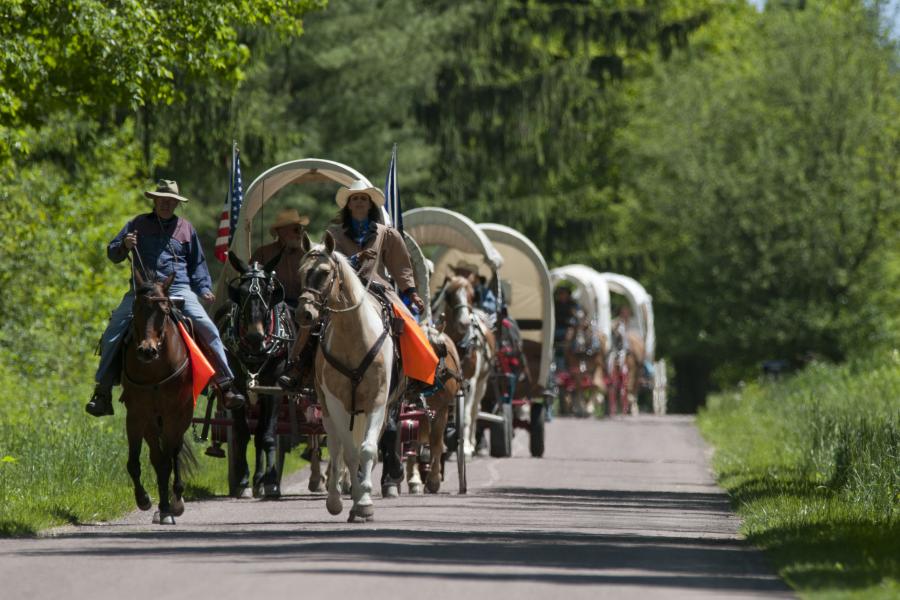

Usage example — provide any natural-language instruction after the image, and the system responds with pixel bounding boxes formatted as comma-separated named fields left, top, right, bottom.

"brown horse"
left=404, top=325, right=463, bottom=494
left=437, top=276, right=495, bottom=458
left=122, top=271, right=196, bottom=525
left=605, top=323, right=645, bottom=416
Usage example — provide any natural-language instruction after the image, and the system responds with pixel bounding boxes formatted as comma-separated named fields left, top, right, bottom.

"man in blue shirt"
left=85, top=180, right=245, bottom=417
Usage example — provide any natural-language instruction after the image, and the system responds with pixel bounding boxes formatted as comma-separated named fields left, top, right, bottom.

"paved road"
left=0, top=415, right=790, bottom=599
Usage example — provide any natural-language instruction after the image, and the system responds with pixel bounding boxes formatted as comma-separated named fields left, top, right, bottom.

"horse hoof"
left=425, top=479, right=441, bottom=494
left=151, top=511, right=174, bottom=525
left=253, top=484, right=265, bottom=498
left=326, top=495, right=343, bottom=516
left=308, top=478, right=326, bottom=494
left=136, top=493, right=152, bottom=511
left=409, top=482, right=424, bottom=495
left=264, top=484, right=281, bottom=499
left=340, top=481, right=353, bottom=496
left=348, top=504, right=374, bottom=523
left=381, top=484, right=400, bottom=499
left=171, top=498, right=185, bottom=517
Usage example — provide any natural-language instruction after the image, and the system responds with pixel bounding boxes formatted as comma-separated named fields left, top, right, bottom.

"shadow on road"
left=14, top=487, right=789, bottom=594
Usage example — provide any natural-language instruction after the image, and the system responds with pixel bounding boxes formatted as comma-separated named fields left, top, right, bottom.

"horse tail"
left=179, top=433, right=200, bottom=479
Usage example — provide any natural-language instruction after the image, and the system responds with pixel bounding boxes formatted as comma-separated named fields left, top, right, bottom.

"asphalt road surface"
left=0, top=415, right=791, bottom=599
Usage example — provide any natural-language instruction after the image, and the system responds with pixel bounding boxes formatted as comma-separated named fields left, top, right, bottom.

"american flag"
left=384, top=143, right=402, bottom=233
left=214, top=142, right=243, bottom=263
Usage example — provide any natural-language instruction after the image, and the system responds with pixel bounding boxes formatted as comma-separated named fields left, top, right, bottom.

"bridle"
left=124, top=286, right=189, bottom=390
left=297, top=250, right=341, bottom=320
left=230, top=267, right=287, bottom=353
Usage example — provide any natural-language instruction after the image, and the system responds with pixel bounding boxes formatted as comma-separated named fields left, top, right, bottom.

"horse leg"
left=426, top=399, right=449, bottom=494
left=258, top=395, right=280, bottom=498
left=379, top=417, right=403, bottom=499
left=308, top=436, right=327, bottom=493
left=171, top=436, right=186, bottom=517
left=406, top=455, right=423, bottom=495
left=125, top=411, right=152, bottom=511
left=350, top=400, right=386, bottom=523
left=147, top=432, right=174, bottom=525
left=321, top=415, right=344, bottom=516
left=466, top=355, right=488, bottom=459
left=231, top=405, right=252, bottom=497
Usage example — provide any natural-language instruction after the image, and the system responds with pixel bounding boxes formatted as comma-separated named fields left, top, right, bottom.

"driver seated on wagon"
left=280, top=180, right=436, bottom=389
left=85, top=180, right=246, bottom=417
left=249, top=207, right=310, bottom=311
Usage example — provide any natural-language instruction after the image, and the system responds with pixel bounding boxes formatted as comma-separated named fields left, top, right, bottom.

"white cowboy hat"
left=144, top=179, right=189, bottom=203
left=335, top=180, right=385, bottom=209
left=269, top=208, right=310, bottom=236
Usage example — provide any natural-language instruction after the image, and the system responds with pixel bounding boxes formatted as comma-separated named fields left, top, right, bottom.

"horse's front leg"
left=322, top=414, right=344, bottom=516
left=231, top=405, right=252, bottom=497
left=308, top=436, right=327, bottom=493
left=125, top=410, right=152, bottom=511
left=147, top=433, right=174, bottom=525
left=171, top=437, right=186, bottom=517
left=254, top=395, right=280, bottom=498
left=350, top=400, right=386, bottom=523
left=426, top=399, right=450, bottom=494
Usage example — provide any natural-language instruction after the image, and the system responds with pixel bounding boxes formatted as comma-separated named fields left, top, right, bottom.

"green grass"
left=0, top=375, right=307, bottom=536
left=698, top=351, right=900, bottom=599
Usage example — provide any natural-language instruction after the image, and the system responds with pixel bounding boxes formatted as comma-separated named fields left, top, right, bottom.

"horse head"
left=440, top=275, right=475, bottom=346
left=132, top=270, right=176, bottom=363
left=296, top=231, right=340, bottom=327
left=227, top=250, right=284, bottom=353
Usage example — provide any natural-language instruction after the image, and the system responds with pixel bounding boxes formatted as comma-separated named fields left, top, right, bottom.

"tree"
left=618, top=0, right=900, bottom=409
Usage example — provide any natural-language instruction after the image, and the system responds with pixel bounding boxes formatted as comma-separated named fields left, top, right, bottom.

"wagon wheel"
left=529, top=401, right=545, bottom=458
left=456, top=390, right=467, bottom=495
left=490, top=403, right=513, bottom=457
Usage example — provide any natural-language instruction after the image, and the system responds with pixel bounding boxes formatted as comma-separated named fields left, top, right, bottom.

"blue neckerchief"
left=351, top=218, right=370, bottom=245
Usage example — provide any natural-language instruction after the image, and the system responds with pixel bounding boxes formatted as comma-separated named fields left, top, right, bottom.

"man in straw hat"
left=250, top=207, right=311, bottom=308
left=85, top=179, right=246, bottom=417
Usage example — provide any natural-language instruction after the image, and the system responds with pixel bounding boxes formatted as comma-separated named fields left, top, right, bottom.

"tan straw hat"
left=144, top=179, right=189, bottom=203
left=269, top=208, right=310, bottom=236
left=451, top=260, right=481, bottom=276
left=335, top=179, right=385, bottom=209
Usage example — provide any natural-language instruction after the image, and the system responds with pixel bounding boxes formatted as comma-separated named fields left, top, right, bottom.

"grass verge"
left=698, top=351, right=900, bottom=599
left=0, top=378, right=307, bottom=536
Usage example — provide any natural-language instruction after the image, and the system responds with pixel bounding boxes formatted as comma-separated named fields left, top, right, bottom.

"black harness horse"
left=217, top=251, right=295, bottom=498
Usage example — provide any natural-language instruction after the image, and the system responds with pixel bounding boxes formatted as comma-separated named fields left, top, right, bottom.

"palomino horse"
left=218, top=251, right=295, bottom=498
left=402, top=326, right=463, bottom=494
left=296, top=232, right=396, bottom=523
left=606, top=324, right=644, bottom=416
left=438, top=276, right=495, bottom=458
left=122, top=271, right=196, bottom=525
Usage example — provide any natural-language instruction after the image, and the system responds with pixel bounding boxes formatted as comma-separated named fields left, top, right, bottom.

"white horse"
left=296, top=232, right=396, bottom=523
left=439, top=276, right=495, bottom=459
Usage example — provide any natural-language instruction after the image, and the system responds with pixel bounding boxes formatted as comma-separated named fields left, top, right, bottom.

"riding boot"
left=218, top=380, right=246, bottom=410
left=85, top=385, right=114, bottom=417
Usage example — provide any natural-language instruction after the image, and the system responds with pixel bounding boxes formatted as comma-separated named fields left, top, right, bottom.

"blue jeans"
left=94, top=284, right=234, bottom=388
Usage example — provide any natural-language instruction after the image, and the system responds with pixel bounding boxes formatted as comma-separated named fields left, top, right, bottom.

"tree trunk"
left=671, top=355, right=711, bottom=413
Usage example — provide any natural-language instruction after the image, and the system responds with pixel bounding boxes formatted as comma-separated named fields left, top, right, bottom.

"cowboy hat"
left=144, top=179, right=189, bottom=203
left=269, top=208, right=310, bottom=236
left=335, top=180, right=385, bottom=209
left=451, top=260, right=481, bottom=276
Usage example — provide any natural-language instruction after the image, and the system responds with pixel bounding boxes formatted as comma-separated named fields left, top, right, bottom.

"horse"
left=296, top=231, right=396, bottom=523
left=558, top=313, right=605, bottom=418
left=401, top=325, right=463, bottom=495
left=218, top=251, right=295, bottom=498
left=436, top=275, right=495, bottom=459
left=121, top=270, right=196, bottom=525
left=605, top=322, right=644, bottom=416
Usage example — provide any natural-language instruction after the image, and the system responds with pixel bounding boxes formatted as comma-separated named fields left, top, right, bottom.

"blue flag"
left=384, top=144, right=402, bottom=233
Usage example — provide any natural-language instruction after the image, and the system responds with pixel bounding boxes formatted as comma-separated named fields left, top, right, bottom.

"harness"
left=298, top=247, right=395, bottom=431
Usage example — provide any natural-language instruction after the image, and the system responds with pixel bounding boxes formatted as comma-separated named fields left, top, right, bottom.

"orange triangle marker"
left=177, top=321, right=217, bottom=407
left=392, top=304, right=439, bottom=385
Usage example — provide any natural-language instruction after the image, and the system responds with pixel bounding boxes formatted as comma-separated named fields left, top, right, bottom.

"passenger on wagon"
left=249, top=207, right=310, bottom=310
left=450, top=261, right=499, bottom=316
left=85, top=180, right=246, bottom=417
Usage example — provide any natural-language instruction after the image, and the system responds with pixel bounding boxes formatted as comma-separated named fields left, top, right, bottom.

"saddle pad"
left=392, top=303, right=439, bottom=385
left=177, top=321, right=216, bottom=407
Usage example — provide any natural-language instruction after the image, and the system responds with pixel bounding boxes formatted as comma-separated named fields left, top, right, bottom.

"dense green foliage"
left=698, top=352, right=900, bottom=597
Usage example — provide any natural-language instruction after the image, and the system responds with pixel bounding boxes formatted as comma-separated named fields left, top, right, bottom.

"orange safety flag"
left=392, top=304, right=439, bottom=385
left=177, top=321, right=217, bottom=407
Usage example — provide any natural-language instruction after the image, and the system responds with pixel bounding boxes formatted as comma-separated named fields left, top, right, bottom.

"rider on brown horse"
left=85, top=179, right=246, bottom=417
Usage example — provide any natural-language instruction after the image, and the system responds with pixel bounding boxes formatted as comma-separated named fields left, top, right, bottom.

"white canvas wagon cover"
left=479, top=223, right=554, bottom=385
left=402, top=207, right=503, bottom=295
left=549, top=264, right=612, bottom=345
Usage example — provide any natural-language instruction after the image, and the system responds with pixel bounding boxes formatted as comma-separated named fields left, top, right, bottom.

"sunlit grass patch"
left=699, top=352, right=900, bottom=598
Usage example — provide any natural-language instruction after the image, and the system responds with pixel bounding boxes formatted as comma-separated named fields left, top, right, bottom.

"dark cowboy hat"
left=144, top=179, right=189, bottom=203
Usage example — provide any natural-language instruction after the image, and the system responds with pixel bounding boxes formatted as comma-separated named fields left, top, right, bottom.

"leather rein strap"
left=320, top=325, right=389, bottom=432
